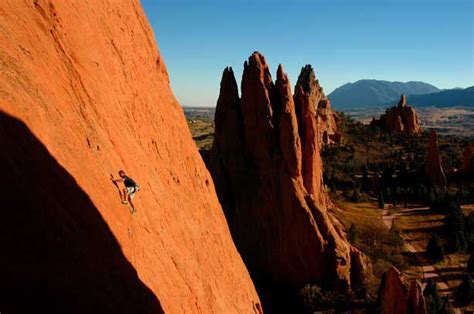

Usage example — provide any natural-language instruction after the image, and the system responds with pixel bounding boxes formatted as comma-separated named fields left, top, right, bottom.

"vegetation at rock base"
left=300, top=284, right=355, bottom=312
left=424, top=279, right=453, bottom=314
left=348, top=223, right=358, bottom=243
left=455, top=274, right=474, bottom=306
left=426, top=234, right=445, bottom=262
left=322, top=114, right=474, bottom=206
left=467, top=253, right=474, bottom=274
left=185, top=107, right=474, bottom=311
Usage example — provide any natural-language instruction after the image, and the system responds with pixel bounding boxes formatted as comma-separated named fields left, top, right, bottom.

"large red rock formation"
left=209, top=52, right=369, bottom=309
left=378, top=267, right=426, bottom=314
left=0, top=1, right=261, bottom=313
left=295, top=65, right=341, bottom=147
left=370, top=95, right=422, bottom=135
left=425, top=130, right=447, bottom=188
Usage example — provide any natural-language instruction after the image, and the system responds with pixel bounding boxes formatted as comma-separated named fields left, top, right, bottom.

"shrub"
left=378, top=192, right=385, bottom=209
left=426, top=234, right=444, bottom=262
left=452, top=232, right=467, bottom=253
left=348, top=223, right=358, bottom=243
left=455, top=274, right=474, bottom=306
left=444, top=205, right=467, bottom=252
left=465, top=213, right=474, bottom=247
left=424, top=279, right=453, bottom=313
left=300, top=284, right=350, bottom=312
left=431, top=192, right=459, bottom=214
left=389, top=222, right=404, bottom=247
left=467, top=253, right=474, bottom=274
left=351, top=187, right=362, bottom=203
left=445, top=205, right=465, bottom=233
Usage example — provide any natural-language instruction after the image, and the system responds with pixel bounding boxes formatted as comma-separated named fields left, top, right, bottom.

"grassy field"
left=334, top=199, right=474, bottom=310
left=186, top=118, right=214, bottom=151
left=329, top=197, right=408, bottom=297
left=394, top=204, right=474, bottom=310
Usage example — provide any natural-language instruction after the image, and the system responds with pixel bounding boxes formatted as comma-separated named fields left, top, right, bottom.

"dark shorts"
left=126, top=186, right=139, bottom=199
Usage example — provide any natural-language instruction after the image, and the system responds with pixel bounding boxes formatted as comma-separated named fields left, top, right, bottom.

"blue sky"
left=142, top=0, right=473, bottom=107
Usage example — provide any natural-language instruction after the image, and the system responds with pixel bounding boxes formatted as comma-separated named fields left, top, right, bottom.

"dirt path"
left=381, top=208, right=461, bottom=313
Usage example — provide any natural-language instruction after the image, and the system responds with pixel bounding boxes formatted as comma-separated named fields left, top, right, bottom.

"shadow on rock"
left=0, top=111, right=163, bottom=314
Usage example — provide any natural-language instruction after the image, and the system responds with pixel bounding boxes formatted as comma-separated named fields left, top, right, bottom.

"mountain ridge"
left=395, top=86, right=474, bottom=108
left=329, top=79, right=440, bottom=108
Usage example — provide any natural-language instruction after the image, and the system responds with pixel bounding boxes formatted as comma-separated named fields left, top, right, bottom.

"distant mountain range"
left=328, top=79, right=440, bottom=109
left=397, top=86, right=474, bottom=108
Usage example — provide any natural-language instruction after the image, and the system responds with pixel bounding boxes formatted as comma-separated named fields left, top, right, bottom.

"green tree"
left=378, top=192, right=385, bottom=209
left=445, top=205, right=467, bottom=252
left=445, top=205, right=465, bottom=232
left=467, top=253, right=474, bottom=274
left=426, top=234, right=444, bottom=262
left=389, top=222, right=404, bottom=247
left=351, top=187, right=361, bottom=203
left=423, top=279, right=453, bottom=313
left=348, top=223, right=357, bottom=244
left=455, top=274, right=474, bottom=306
left=465, top=213, right=474, bottom=247
left=428, top=188, right=437, bottom=206
left=453, top=232, right=467, bottom=253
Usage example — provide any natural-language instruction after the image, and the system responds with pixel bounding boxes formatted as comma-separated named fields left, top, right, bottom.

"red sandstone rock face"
left=0, top=1, right=260, bottom=313
left=295, top=65, right=340, bottom=147
left=425, top=130, right=447, bottom=188
left=408, top=281, right=427, bottom=314
left=370, top=95, right=422, bottom=135
left=379, top=267, right=426, bottom=314
left=209, top=52, right=369, bottom=309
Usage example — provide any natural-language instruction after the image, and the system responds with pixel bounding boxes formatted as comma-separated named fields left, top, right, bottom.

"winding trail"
left=381, top=207, right=461, bottom=313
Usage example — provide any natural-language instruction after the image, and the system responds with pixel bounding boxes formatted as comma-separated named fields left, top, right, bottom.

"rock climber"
left=111, top=170, right=139, bottom=213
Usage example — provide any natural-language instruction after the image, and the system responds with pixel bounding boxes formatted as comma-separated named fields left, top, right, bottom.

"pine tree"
left=453, top=232, right=467, bottom=253
left=424, top=279, right=442, bottom=313
left=426, top=234, right=444, bottom=262
left=455, top=274, right=474, bottom=306
left=348, top=223, right=357, bottom=244
left=389, top=222, right=403, bottom=246
left=468, top=253, right=474, bottom=274
left=351, top=187, right=361, bottom=203
left=445, top=204, right=467, bottom=252
left=378, top=192, right=385, bottom=209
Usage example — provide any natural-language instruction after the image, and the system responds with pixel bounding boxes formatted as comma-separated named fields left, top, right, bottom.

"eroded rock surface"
left=425, top=129, right=447, bottom=188
left=295, top=65, right=341, bottom=147
left=209, top=52, right=368, bottom=310
left=0, top=1, right=260, bottom=313
left=370, top=95, right=422, bottom=135
left=379, top=267, right=426, bottom=314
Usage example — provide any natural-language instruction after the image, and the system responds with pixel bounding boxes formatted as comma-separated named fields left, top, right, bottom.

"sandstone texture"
left=0, top=1, right=260, bottom=313
left=378, top=267, right=426, bottom=314
left=209, top=52, right=369, bottom=309
left=295, top=65, right=341, bottom=147
left=370, top=95, right=422, bottom=135
left=425, top=129, right=447, bottom=188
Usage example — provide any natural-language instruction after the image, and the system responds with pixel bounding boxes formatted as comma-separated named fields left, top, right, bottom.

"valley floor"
left=334, top=200, right=474, bottom=312
left=185, top=111, right=474, bottom=310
